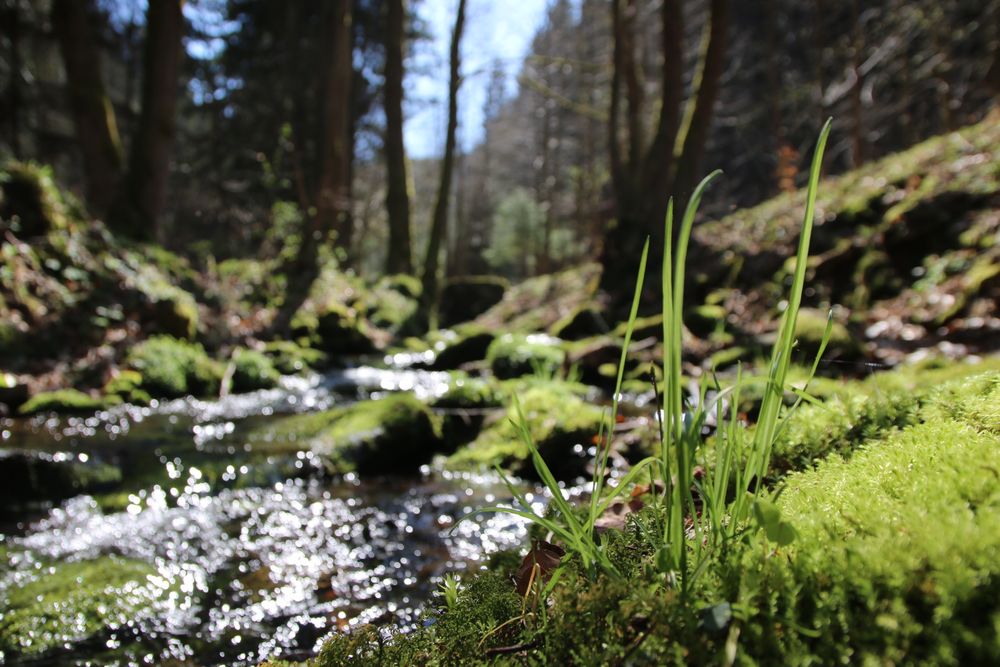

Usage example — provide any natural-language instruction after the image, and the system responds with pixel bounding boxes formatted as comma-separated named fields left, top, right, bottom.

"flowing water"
left=0, top=366, right=543, bottom=666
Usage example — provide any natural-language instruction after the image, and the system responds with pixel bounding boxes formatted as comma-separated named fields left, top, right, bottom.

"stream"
left=0, top=364, right=543, bottom=666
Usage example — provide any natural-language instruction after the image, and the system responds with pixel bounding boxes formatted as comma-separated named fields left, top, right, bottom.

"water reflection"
left=0, top=366, right=535, bottom=666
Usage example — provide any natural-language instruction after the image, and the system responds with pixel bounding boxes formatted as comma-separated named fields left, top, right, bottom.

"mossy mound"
left=101, top=369, right=152, bottom=406
left=447, top=381, right=603, bottom=479
left=230, top=348, right=281, bottom=392
left=432, top=376, right=505, bottom=450
left=292, top=301, right=378, bottom=355
left=693, top=117, right=1000, bottom=359
left=474, top=263, right=601, bottom=334
left=0, top=557, right=166, bottom=659
left=549, top=305, right=610, bottom=340
left=18, top=389, right=117, bottom=415
left=250, top=393, right=444, bottom=474
left=438, top=276, right=509, bottom=327
left=263, top=340, right=328, bottom=374
left=429, top=330, right=496, bottom=370
left=0, top=449, right=122, bottom=505
left=126, top=335, right=224, bottom=398
left=0, top=162, right=72, bottom=237
left=486, top=334, right=566, bottom=380
left=364, top=278, right=422, bottom=335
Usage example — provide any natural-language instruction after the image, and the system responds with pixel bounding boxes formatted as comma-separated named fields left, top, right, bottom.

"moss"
left=293, top=301, right=377, bottom=355
left=0, top=557, right=166, bottom=659
left=549, top=305, right=609, bottom=340
left=792, top=307, right=862, bottom=360
left=447, top=381, right=603, bottom=479
left=473, top=263, right=601, bottom=334
left=18, top=389, right=116, bottom=415
left=438, top=276, right=509, bottom=327
left=378, top=273, right=422, bottom=300
left=0, top=162, right=70, bottom=237
left=126, top=335, right=224, bottom=398
left=364, top=283, right=421, bottom=334
left=429, top=330, right=496, bottom=370
left=263, top=340, right=328, bottom=374
left=251, top=393, right=444, bottom=474
left=230, top=348, right=281, bottom=392
left=102, top=370, right=152, bottom=406
left=487, top=334, right=566, bottom=380
left=431, top=376, right=504, bottom=410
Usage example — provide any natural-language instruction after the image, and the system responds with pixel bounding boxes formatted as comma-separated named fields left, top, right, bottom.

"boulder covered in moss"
left=439, top=276, right=509, bottom=327
left=0, top=162, right=70, bottom=237
left=792, top=308, right=863, bottom=361
left=251, top=392, right=444, bottom=474
left=487, top=333, right=566, bottom=379
left=263, top=340, right=328, bottom=374
left=549, top=305, right=610, bottom=340
left=447, top=380, right=603, bottom=479
left=126, top=335, right=224, bottom=398
left=0, top=556, right=166, bottom=660
left=429, top=330, right=497, bottom=370
left=18, top=389, right=117, bottom=416
left=0, top=449, right=122, bottom=505
left=102, top=369, right=152, bottom=406
left=230, top=348, right=281, bottom=392
left=431, top=376, right=504, bottom=449
left=292, top=302, right=377, bottom=355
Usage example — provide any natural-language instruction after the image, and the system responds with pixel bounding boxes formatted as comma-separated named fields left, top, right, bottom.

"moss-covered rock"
left=474, top=263, right=601, bottom=334
left=429, top=330, right=496, bottom=370
left=230, top=348, right=281, bottom=392
left=126, top=335, right=224, bottom=398
left=0, top=557, right=166, bottom=659
left=251, top=393, right=444, bottom=474
left=791, top=307, right=862, bottom=361
left=431, top=376, right=505, bottom=450
left=263, top=340, right=328, bottom=374
left=0, top=162, right=71, bottom=237
left=18, top=389, right=117, bottom=415
left=0, top=449, right=122, bottom=504
left=293, top=301, right=378, bottom=355
left=549, top=305, right=610, bottom=341
left=447, top=381, right=603, bottom=479
left=439, top=276, right=509, bottom=327
left=487, top=334, right=566, bottom=380
left=101, top=369, right=152, bottom=406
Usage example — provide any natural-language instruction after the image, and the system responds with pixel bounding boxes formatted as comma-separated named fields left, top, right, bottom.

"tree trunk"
left=383, top=0, right=413, bottom=275
left=602, top=0, right=729, bottom=301
left=420, top=0, right=466, bottom=316
left=51, top=0, right=123, bottom=216
left=310, top=0, right=353, bottom=263
left=849, top=0, right=865, bottom=166
left=112, top=0, right=184, bottom=239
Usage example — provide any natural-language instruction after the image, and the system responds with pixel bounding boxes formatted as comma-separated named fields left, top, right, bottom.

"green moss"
left=0, top=162, right=70, bottom=236
left=431, top=376, right=503, bottom=410
left=293, top=301, right=377, bottom=355
left=230, top=348, right=281, bottom=392
left=251, top=393, right=444, bottom=474
left=429, top=330, right=496, bottom=370
left=102, top=370, right=152, bottom=406
left=0, top=557, right=166, bottom=658
left=18, top=389, right=116, bottom=415
left=126, top=335, right=223, bottom=398
left=263, top=340, right=327, bottom=374
left=549, top=305, right=609, bottom=340
left=792, top=307, right=861, bottom=360
left=447, top=381, right=603, bottom=479
left=487, top=334, right=566, bottom=379
left=378, top=273, right=422, bottom=300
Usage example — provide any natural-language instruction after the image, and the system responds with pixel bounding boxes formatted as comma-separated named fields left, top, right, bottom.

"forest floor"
left=0, top=116, right=998, bottom=665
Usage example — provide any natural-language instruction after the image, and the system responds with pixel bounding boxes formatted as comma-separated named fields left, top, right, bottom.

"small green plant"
left=467, top=121, right=835, bottom=597
left=438, top=574, right=461, bottom=612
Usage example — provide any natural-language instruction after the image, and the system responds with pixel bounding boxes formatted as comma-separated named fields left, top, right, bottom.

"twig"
left=484, top=639, right=540, bottom=657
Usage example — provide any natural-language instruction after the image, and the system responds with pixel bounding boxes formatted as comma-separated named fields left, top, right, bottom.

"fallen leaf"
left=515, top=540, right=565, bottom=596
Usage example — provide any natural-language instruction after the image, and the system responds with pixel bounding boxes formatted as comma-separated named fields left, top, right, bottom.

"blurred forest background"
left=2, top=0, right=997, bottom=284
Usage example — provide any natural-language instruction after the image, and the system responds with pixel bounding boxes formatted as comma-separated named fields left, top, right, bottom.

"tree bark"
left=51, top=0, right=124, bottom=216
left=112, top=0, right=185, bottom=239
left=602, top=0, right=729, bottom=301
left=310, top=0, right=353, bottom=263
left=420, top=0, right=466, bottom=316
left=383, top=0, right=413, bottom=275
